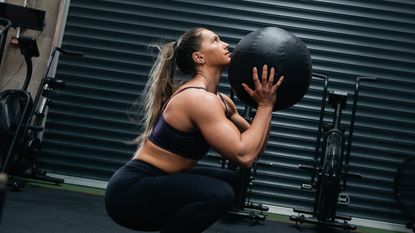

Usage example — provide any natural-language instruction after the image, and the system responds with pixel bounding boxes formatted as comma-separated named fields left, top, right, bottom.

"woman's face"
left=196, top=29, right=231, bottom=67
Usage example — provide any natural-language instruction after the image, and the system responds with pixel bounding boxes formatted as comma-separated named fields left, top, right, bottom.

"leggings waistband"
left=125, top=159, right=167, bottom=176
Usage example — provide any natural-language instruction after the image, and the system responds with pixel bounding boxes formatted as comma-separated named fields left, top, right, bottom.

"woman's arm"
left=219, top=93, right=250, bottom=133
left=192, top=65, right=283, bottom=167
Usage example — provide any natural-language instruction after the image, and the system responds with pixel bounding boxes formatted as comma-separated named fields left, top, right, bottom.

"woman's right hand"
left=241, top=65, right=284, bottom=108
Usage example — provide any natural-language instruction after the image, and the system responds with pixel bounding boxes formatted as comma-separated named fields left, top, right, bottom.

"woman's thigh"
left=186, top=166, right=241, bottom=192
left=113, top=171, right=236, bottom=230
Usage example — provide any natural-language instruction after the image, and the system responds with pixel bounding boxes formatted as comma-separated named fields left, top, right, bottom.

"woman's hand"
left=241, top=65, right=284, bottom=108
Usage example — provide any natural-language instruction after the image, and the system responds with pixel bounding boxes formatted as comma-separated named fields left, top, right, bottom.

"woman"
left=105, top=27, right=284, bottom=233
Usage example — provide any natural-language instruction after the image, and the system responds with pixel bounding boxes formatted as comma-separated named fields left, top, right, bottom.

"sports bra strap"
left=161, top=86, right=206, bottom=112
left=161, top=87, right=230, bottom=117
left=217, top=93, right=228, bottom=117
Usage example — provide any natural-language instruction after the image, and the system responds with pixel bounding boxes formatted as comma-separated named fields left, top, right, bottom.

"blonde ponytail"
left=133, top=41, right=177, bottom=145
left=131, top=27, right=205, bottom=147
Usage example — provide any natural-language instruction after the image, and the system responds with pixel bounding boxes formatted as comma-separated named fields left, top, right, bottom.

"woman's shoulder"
left=162, top=88, right=221, bottom=124
left=185, top=88, right=220, bottom=106
left=168, top=86, right=220, bottom=109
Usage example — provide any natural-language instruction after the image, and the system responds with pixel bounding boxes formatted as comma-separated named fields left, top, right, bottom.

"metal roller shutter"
left=40, top=0, right=415, bottom=224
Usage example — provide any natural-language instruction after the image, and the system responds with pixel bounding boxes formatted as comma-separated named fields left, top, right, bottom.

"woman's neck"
left=194, top=68, right=222, bottom=94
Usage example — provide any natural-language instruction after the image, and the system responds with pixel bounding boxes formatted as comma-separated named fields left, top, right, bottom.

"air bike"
left=290, top=75, right=377, bottom=230
left=0, top=28, right=83, bottom=189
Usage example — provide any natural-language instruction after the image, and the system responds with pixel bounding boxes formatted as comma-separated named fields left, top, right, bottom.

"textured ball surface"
left=228, top=27, right=312, bottom=110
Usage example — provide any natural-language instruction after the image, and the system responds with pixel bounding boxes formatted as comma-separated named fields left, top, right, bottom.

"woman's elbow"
left=236, top=154, right=256, bottom=168
left=222, top=144, right=256, bottom=167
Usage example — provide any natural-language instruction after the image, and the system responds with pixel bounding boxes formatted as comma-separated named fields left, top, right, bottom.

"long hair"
left=132, top=27, right=205, bottom=146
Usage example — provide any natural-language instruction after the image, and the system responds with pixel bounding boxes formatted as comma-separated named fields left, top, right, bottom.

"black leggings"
left=105, top=159, right=240, bottom=233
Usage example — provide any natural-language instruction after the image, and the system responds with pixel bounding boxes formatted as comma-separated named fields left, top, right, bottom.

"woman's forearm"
left=238, top=106, right=273, bottom=165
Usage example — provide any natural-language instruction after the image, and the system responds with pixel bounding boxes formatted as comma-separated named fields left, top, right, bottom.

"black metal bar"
left=310, top=73, right=329, bottom=185
left=228, top=210, right=265, bottom=221
left=0, top=173, right=6, bottom=223
left=293, top=207, right=313, bottom=215
left=56, top=47, right=84, bottom=57
left=290, top=215, right=356, bottom=230
left=22, top=56, right=33, bottom=91
left=28, top=47, right=83, bottom=138
left=333, top=101, right=343, bottom=129
left=343, top=77, right=377, bottom=187
left=18, top=36, right=39, bottom=91
left=0, top=18, right=13, bottom=66
left=26, top=47, right=59, bottom=136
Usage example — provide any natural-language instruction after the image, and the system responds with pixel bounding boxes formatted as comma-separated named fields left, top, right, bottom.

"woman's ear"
left=192, top=51, right=205, bottom=65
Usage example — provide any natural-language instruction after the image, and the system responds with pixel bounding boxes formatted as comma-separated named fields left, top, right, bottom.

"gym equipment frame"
left=290, top=75, right=376, bottom=230
left=0, top=36, right=83, bottom=189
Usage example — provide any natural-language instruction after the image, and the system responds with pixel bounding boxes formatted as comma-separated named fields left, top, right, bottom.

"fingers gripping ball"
left=228, top=27, right=312, bottom=110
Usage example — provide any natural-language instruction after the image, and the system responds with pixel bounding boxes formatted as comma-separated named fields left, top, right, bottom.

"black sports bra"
left=149, top=87, right=225, bottom=160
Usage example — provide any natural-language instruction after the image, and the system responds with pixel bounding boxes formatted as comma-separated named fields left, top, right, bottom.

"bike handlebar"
left=55, top=47, right=84, bottom=57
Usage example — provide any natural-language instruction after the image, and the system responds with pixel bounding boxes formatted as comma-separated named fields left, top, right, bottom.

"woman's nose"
left=223, top=42, right=229, bottom=49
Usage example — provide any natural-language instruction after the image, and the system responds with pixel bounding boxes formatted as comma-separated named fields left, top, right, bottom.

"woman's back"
left=133, top=85, right=222, bottom=173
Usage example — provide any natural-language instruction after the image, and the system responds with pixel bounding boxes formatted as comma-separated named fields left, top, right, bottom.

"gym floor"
left=0, top=178, right=402, bottom=233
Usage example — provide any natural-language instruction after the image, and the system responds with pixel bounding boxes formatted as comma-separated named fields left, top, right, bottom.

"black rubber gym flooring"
left=0, top=184, right=354, bottom=233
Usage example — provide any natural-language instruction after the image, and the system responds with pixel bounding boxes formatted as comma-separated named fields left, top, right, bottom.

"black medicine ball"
left=228, top=27, right=312, bottom=111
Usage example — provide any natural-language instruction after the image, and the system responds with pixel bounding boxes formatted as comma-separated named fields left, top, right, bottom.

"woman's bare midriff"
left=132, top=140, right=198, bottom=173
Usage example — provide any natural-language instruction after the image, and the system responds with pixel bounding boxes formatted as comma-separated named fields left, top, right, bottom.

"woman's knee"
left=207, top=182, right=235, bottom=210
